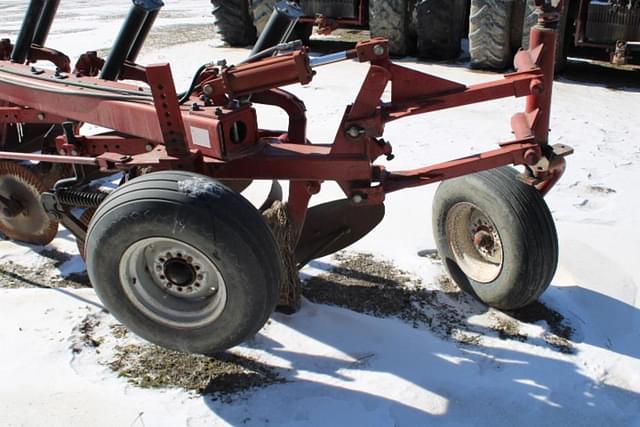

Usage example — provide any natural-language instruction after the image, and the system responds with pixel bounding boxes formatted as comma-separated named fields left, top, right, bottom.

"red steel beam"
left=383, top=72, right=541, bottom=121
left=382, top=140, right=541, bottom=193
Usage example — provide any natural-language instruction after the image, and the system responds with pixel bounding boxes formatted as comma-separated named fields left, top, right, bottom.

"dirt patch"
left=507, top=302, right=576, bottom=354
left=304, top=252, right=575, bottom=353
left=97, top=24, right=216, bottom=58
left=39, top=248, right=72, bottom=267
left=71, top=314, right=283, bottom=401
left=303, top=252, right=473, bottom=339
left=146, top=24, right=216, bottom=50
left=110, top=344, right=284, bottom=401
left=417, top=249, right=442, bottom=262
left=0, top=260, right=91, bottom=289
left=72, top=314, right=104, bottom=352
left=587, top=185, right=616, bottom=194
left=491, top=316, right=527, bottom=342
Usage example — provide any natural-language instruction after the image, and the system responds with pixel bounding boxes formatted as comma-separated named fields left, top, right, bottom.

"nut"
left=346, top=125, right=364, bottom=139
left=373, top=44, right=385, bottom=56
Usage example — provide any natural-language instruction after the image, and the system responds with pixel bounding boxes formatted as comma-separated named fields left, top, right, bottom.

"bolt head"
left=373, top=44, right=385, bottom=56
left=37, top=113, right=45, bottom=121
left=58, top=149, right=66, bottom=155
left=71, top=150, right=79, bottom=156
left=203, top=84, right=214, bottom=96
left=346, top=126, right=362, bottom=139
left=352, top=194, right=364, bottom=204
left=145, top=144, right=153, bottom=152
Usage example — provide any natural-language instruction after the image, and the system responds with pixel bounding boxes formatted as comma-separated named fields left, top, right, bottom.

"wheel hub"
left=164, top=258, right=196, bottom=287
left=119, top=237, right=227, bottom=328
left=149, top=247, right=218, bottom=299
left=445, top=202, right=504, bottom=283
left=471, top=216, right=501, bottom=263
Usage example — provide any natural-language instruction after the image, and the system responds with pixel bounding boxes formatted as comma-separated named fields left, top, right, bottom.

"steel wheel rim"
left=445, top=202, right=504, bottom=284
left=119, top=237, right=227, bottom=328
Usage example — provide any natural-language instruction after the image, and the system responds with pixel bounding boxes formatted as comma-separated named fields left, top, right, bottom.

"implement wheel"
left=85, top=171, right=282, bottom=355
left=432, top=167, right=558, bottom=310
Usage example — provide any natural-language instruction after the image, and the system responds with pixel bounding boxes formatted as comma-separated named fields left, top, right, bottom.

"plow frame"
left=0, top=1, right=571, bottom=231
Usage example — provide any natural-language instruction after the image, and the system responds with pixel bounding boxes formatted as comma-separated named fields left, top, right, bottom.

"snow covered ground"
left=0, top=1, right=639, bottom=426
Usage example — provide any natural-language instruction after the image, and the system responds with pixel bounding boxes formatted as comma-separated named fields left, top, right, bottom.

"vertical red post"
left=525, top=1, right=562, bottom=145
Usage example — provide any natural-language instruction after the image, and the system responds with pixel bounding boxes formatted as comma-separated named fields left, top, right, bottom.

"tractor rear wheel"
left=432, top=167, right=558, bottom=310
left=211, top=0, right=257, bottom=46
left=416, top=0, right=467, bottom=60
left=369, top=0, right=412, bottom=57
left=469, top=0, right=515, bottom=69
left=85, top=171, right=282, bottom=355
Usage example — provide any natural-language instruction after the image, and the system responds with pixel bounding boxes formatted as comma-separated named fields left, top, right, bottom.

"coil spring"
left=57, top=190, right=108, bottom=208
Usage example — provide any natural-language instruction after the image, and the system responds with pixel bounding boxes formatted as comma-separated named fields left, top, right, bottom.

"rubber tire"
left=85, top=171, right=282, bottom=355
left=469, top=0, right=515, bottom=69
left=369, top=0, right=412, bottom=57
left=416, top=0, right=467, bottom=60
left=521, top=0, right=569, bottom=74
left=211, top=0, right=258, bottom=46
left=432, top=167, right=558, bottom=310
left=252, top=0, right=313, bottom=45
left=510, top=0, right=526, bottom=52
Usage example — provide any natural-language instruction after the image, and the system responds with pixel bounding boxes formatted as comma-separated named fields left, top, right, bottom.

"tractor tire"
left=211, top=0, right=257, bottom=46
left=252, top=0, right=313, bottom=45
left=85, top=171, right=282, bottom=355
left=469, top=0, right=515, bottom=69
left=510, top=0, right=526, bottom=52
left=416, top=0, right=467, bottom=60
left=521, top=0, right=569, bottom=73
left=432, top=167, right=558, bottom=310
left=369, top=0, right=412, bottom=57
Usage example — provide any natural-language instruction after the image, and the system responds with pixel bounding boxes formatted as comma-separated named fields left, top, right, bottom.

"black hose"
left=177, top=63, right=209, bottom=104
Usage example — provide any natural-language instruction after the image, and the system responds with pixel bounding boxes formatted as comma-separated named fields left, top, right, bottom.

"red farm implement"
left=0, top=0, right=572, bottom=355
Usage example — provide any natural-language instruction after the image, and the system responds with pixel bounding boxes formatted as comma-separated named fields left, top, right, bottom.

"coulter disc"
left=0, top=162, right=59, bottom=245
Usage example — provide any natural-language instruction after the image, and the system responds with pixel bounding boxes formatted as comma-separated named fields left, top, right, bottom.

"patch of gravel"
left=491, top=316, right=527, bottom=342
left=71, top=314, right=283, bottom=402
left=97, top=24, right=216, bottom=58
left=304, top=252, right=575, bottom=353
left=110, top=344, right=283, bottom=401
left=0, top=259, right=91, bottom=289
left=507, top=302, right=576, bottom=354
left=303, top=252, right=472, bottom=340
